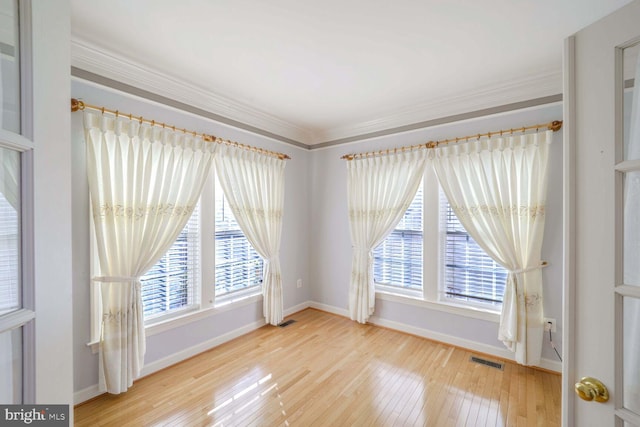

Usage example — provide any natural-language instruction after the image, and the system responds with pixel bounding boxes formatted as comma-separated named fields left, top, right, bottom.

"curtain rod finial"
left=549, top=120, right=563, bottom=132
left=71, top=98, right=84, bottom=112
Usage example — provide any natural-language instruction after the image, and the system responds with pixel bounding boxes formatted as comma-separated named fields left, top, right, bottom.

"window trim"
left=373, top=166, right=503, bottom=322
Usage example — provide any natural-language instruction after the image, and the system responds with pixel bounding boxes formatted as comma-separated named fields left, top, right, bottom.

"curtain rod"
left=341, top=120, right=562, bottom=161
left=70, top=98, right=291, bottom=160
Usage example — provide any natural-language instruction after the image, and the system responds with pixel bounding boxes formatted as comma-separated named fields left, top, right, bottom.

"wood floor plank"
left=75, top=309, right=561, bottom=426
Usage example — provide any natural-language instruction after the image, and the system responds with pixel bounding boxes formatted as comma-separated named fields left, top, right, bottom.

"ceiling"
left=70, top=0, right=633, bottom=146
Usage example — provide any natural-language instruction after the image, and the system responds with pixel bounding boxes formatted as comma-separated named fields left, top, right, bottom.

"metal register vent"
left=470, top=356, right=504, bottom=370
left=278, top=319, right=297, bottom=328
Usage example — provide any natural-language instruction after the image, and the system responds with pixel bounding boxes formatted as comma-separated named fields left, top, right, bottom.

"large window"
left=373, top=172, right=507, bottom=314
left=214, top=177, right=263, bottom=298
left=373, top=183, right=423, bottom=293
left=441, top=194, right=508, bottom=308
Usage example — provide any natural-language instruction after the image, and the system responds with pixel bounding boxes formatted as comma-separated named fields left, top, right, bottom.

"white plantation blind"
left=215, top=178, right=263, bottom=296
left=0, top=192, right=19, bottom=316
left=139, top=205, right=200, bottom=319
left=373, top=182, right=423, bottom=290
left=441, top=192, right=508, bottom=307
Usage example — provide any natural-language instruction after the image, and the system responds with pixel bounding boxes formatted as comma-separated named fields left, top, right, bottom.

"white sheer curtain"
left=623, top=51, right=640, bottom=414
left=433, top=131, right=551, bottom=365
left=347, top=150, right=428, bottom=323
left=214, top=145, right=286, bottom=326
left=84, top=112, right=214, bottom=394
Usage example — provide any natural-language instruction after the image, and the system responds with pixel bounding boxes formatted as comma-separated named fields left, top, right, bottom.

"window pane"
left=0, top=327, right=22, bottom=403
left=215, top=178, right=263, bottom=297
left=0, top=0, right=20, bottom=133
left=0, top=146, right=20, bottom=315
left=140, top=206, right=199, bottom=319
left=373, top=183, right=423, bottom=291
left=441, top=193, right=507, bottom=307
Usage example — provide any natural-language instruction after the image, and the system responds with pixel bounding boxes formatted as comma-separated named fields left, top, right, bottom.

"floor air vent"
left=278, top=319, right=296, bottom=328
left=470, top=356, right=504, bottom=370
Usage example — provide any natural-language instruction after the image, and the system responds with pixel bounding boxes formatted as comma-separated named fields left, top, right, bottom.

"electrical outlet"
left=296, top=279, right=302, bottom=288
left=544, top=318, right=557, bottom=333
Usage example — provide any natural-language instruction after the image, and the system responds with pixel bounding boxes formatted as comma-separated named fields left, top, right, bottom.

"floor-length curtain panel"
left=84, top=112, right=214, bottom=394
left=214, top=145, right=286, bottom=326
left=623, top=51, right=640, bottom=414
left=347, top=150, right=427, bottom=323
left=433, top=131, right=551, bottom=365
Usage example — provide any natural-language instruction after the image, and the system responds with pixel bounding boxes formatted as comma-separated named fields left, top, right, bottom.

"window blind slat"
left=140, top=205, right=199, bottom=318
left=441, top=192, right=507, bottom=307
left=214, top=179, right=263, bottom=297
left=373, top=183, right=423, bottom=290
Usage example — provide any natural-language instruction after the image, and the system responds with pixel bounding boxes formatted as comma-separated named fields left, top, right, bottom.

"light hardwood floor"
left=75, top=308, right=561, bottom=426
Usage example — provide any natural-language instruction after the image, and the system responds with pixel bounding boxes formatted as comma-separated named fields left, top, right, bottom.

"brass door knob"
left=574, top=377, right=609, bottom=402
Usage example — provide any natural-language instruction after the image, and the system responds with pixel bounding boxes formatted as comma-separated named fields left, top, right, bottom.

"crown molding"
left=70, top=37, right=313, bottom=144
left=71, top=36, right=562, bottom=147
left=311, top=69, right=563, bottom=144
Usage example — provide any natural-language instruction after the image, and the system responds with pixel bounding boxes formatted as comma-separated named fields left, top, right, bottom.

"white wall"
left=71, top=80, right=312, bottom=398
left=31, top=0, right=74, bottom=407
left=309, top=102, right=564, bottom=369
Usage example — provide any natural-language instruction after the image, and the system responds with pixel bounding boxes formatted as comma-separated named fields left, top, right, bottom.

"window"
left=0, top=149, right=20, bottom=316
left=441, top=193, right=508, bottom=309
left=373, top=183, right=423, bottom=292
left=140, top=205, right=200, bottom=320
left=0, top=0, right=21, bottom=133
left=373, top=168, right=507, bottom=315
left=214, top=177, right=263, bottom=298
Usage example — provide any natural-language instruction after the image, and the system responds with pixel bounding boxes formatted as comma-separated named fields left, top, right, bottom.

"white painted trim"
left=0, top=129, right=34, bottom=151
left=366, top=314, right=561, bottom=373
left=309, top=301, right=350, bottom=317
left=0, top=309, right=35, bottom=334
left=562, top=35, right=576, bottom=427
left=74, top=299, right=560, bottom=405
left=375, top=291, right=500, bottom=323
left=75, top=301, right=311, bottom=404
left=75, top=317, right=267, bottom=404
left=310, top=301, right=561, bottom=373
left=73, top=384, right=101, bottom=407
left=139, top=319, right=266, bottom=378
left=70, top=36, right=562, bottom=146
left=283, top=301, right=312, bottom=317
left=70, top=38, right=314, bottom=144
left=309, top=69, right=563, bottom=144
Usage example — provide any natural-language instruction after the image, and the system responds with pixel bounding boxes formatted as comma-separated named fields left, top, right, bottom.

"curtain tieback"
left=509, top=261, right=548, bottom=275
left=93, top=276, right=139, bottom=283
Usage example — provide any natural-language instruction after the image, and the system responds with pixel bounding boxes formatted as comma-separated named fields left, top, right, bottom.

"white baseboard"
left=367, top=314, right=561, bottom=373
left=74, top=384, right=101, bottom=406
left=74, top=317, right=267, bottom=405
left=75, top=300, right=560, bottom=405
left=284, top=301, right=312, bottom=317
left=308, top=301, right=349, bottom=317
left=309, top=302, right=561, bottom=373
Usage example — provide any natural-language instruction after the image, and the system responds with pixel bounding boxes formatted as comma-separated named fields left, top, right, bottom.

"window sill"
left=375, top=290, right=501, bottom=323
left=86, top=292, right=264, bottom=353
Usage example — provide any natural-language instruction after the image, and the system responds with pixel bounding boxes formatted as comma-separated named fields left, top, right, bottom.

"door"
left=567, top=1, right=640, bottom=425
